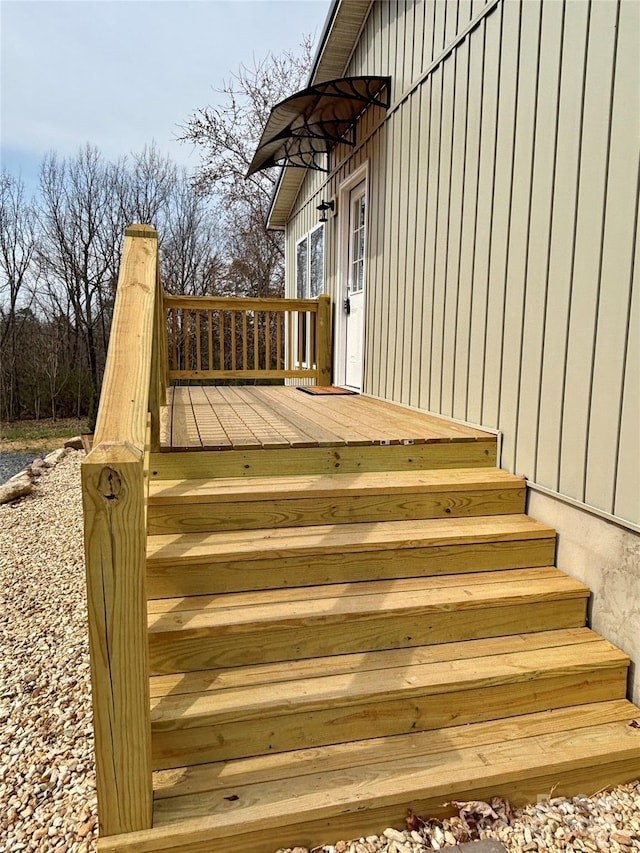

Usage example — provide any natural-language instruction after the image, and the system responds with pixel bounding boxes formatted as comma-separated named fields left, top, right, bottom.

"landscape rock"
left=0, top=472, right=33, bottom=504
left=29, top=458, right=49, bottom=476
left=44, top=447, right=69, bottom=466
left=64, top=435, right=84, bottom=450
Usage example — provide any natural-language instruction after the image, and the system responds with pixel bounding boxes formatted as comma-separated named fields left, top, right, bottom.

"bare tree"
left=37, top=145, right=124, bottom=414
left=161, top=171, right=224, bottom=295
left=179, top=39, right=313, bottom=297
left=0, top=172, right=38, bottom=419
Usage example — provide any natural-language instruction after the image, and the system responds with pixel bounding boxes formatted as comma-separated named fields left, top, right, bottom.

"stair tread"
left=148, top=565, right=566, bottom=611
left=148, top=467, right=524, bottom=504
left=150, top=702, right=640, bottom=832
left=149, top=634, right=627, bottom=729
left=146, top=513, right=555, bottom=565
left=147, top=567, right=589, bottom=632
left=149, top=627, right=601, bottom=699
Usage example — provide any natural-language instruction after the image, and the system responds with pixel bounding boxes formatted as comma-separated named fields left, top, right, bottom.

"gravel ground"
left=0, top=451, right=638, bottom=853
left=0, top=453, right=38, bottom=485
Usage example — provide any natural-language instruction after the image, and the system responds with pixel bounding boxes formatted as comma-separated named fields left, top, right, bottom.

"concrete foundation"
left=527, top=490, right=640, bottom=704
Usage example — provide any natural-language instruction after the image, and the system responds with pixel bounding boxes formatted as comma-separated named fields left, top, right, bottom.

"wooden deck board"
left=160, top=386, right=494, bottom=451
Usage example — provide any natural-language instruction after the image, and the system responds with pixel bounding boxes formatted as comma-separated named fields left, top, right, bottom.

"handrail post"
left=82, top=225, right=156, bottom=836
left=82, top=444, right=151, bottom=835
left=316, top=294, right=332, bottom=386
left=149, top=241, right=166, bottom=451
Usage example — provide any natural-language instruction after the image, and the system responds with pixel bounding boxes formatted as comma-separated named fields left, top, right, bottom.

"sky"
left=0, top=0, right=331, bottom=193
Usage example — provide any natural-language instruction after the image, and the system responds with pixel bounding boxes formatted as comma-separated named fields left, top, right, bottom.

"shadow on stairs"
left=100, top=439, right=640, bottom=853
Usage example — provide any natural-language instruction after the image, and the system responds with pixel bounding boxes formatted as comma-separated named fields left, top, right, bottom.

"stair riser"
left=147, top=488, right=525, bottom=535
left=149, top=442, right=497, bottom=481
left=148, top=598, right=587, bottom=675
left=100, top=757, right=640, bottom=853
left=146, top=537, right=556, bottom=598
left=150, top=665, right=627, bottom=770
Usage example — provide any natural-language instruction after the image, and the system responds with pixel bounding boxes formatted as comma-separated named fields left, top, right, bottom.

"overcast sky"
left=1, top=0, right=330, bottom=193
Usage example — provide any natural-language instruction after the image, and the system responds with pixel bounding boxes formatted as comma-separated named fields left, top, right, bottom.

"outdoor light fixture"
left=316, top=199, right=335, bottom=222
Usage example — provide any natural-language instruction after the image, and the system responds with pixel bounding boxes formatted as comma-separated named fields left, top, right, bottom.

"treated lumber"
left=146, top=536, right=555, bottom=598
left=147, top=514, right=554, bottom=566
left=147, top=468, right=525, bottom=533
left=147, top=626, right=601, bottom=701
left=146, top=569, right=589, bottom=673
left=163, top=295, right=320, bottom=312
left=149, top=642, right=628, bottom=768
left=151, top=441, right=496, bottom=476
left=83, top=443, right=152, bottom=833
left=315, top=294, right=332, bottom=385
left=151, top=698, right=634, bottom=799
left=92, top=225, right=157, bottom=450
left=82, top=226, right=157, bottom=835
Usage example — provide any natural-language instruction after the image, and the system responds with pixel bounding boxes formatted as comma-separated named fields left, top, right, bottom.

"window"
left=295, top=224, right=324, bottom=298
left=293, top=225, right=324, bottom=367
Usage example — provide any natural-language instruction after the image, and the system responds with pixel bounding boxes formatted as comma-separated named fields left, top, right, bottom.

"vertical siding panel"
left=482, top=0, right=519, bottom=428
left=403, top=0, right=416, bottom=92
left=513, top=0, right=563, bottom=478
left=444, top=0, right=459, bottom=47
left=411, top=76, right=433, bottom=406
left=433, top=0, right=446, bottom=56
left=467, top=7, right=500, bottom=424
left=380, top=106, right=396, bottom=396
left=391, top=1, right=403, bottom=98
left=558, top=0, right=618, bottom=501
left=429, top=55, right=454, bottom=412
left=385, top=110, right=404, bottom=399
left=613, top=219, right=639, bottom=523
left=458, top=0, right=473, bottom=33
left=586, top=0, right=639, bottom=512
left=442, top=36, right=470, bottom=417
left=535, top=0, right=589, bottom=491
left=366, top=133, right=384, bottom=393
left=418, top=64, right=443, bottom=411
left=390, top=102, right=408, bottom=400
left=455, top=22, right=484, bottom=420
left=400, top=95, right=420, bottom=404
left=413, top=0, right=426, bottom=81
left=498, top=0, right=541, bottom=474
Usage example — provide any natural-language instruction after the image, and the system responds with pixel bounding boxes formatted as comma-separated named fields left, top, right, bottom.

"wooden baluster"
left=265, top=311, right=271, bottom=370
left=297, top=311, right=304, bottom=367
left=242, top=312, right=248, bottom=371
left=195, top=310, right=201, bottom=373
left=171, top=308, right=177, bottom=371
left=231, top=311, right=237, bottom=371
left=276, top=311, right=282, bottom=371
left=184, top=310, right=190, bottom=371
left=207, top=311, right=213, bottom=371
left=218, top=310, right=224, bottom=370
left=287, top=311, right=293, bottom=371
left=254, top=311, right=260, bottom=370
left=310, top=311, right=317, bottom=368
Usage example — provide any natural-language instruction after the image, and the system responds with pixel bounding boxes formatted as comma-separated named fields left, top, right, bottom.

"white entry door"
left=343, top=180, right=367, bottom=391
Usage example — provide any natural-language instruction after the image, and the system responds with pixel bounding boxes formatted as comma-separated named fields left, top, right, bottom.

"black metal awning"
left=247, top=76, right=391, bottom=176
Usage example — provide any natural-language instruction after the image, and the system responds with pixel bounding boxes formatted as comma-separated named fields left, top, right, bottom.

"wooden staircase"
left=100, top=440, right=640, bottom=853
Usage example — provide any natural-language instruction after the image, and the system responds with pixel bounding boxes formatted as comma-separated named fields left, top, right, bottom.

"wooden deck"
left=160, top=385, right=494, bottom=451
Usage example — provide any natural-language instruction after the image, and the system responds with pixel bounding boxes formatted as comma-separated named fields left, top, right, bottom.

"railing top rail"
left=92, top=224, right=158, bottom=453
left=163, top=294, right=322, bottom=312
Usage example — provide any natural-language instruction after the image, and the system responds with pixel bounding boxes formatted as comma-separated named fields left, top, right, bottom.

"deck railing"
left=81, top=225, right=333, bottom=839
left=81, top=225, right=161, bottom=836
left=165, top=293, right=332, bottom=385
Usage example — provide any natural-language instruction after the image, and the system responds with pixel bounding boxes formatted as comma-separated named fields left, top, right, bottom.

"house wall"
left=528, top=490, right=640, bottom=704
left=285, top=0, right=639, bottom=530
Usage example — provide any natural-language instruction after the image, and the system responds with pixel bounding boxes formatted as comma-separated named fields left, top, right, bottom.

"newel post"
left=82, top=444, right=152, bottom=835
left=316, top=294, right=332, bottom=386
left=81, top=224, right=157, bottom=836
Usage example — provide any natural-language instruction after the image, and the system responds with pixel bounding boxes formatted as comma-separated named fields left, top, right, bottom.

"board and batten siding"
left=284, top=0, right=639, bottom=529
